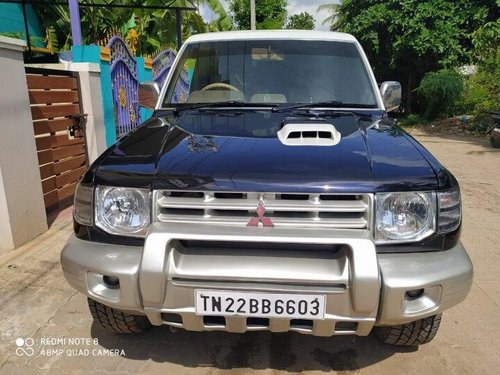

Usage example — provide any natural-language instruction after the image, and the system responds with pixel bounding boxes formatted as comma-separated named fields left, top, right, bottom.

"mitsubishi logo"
left=247, top=199, right=274, bottom=227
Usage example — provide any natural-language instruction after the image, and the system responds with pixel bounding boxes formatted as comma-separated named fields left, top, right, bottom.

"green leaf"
left=146, top=36, right=161, bottom=49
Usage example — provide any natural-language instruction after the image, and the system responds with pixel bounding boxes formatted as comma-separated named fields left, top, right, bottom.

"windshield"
left=163, top=40, right=378, bottom=107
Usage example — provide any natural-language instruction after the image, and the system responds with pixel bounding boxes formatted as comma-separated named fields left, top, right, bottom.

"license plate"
left=195, top=290, right=326, bottom=319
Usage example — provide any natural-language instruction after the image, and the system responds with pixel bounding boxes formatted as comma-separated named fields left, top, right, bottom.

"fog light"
left=103, top=275, right=120, bottom=289
left=406, top=288, right=424, bottom=299
left=403, top=286, right=441, bottom=315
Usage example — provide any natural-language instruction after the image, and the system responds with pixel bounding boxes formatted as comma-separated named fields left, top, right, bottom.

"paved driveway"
left=0, top=130, right=499, bottom=374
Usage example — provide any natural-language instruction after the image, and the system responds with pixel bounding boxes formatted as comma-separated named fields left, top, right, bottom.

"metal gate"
left=26, top=67, right=87, bottom=209
left=107, top=36, right=141, bottom=137
left=153, top=49, right=176, bottom=89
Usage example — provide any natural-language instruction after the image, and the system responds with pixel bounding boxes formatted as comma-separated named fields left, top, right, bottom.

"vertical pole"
left=69, top=0, right=83, bottom=46
left=250, top=0, right=256, bottom=30
left=21, top=0, right=31, bottom=59
left=176, top=9, right=182, bottom=50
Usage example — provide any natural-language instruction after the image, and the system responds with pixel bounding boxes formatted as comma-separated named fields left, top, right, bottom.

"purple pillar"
left=69, top=0, right=83, bottom=46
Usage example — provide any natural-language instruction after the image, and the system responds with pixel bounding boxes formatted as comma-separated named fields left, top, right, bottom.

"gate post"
left=0, top=37, right=47, bottom=254
left=74, top=63, right=108, bottom=163
left=137, top=56, right=153, bottom=121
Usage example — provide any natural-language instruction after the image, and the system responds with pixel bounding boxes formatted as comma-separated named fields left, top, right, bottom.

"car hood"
left=94, top=113, right=443, bottom=193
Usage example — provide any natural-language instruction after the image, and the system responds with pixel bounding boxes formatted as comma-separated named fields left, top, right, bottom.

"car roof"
left=185, top=30, right=358, bottom=44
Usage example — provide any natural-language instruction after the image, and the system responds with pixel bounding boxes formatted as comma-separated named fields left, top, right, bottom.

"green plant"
left=458, top=18, right=500, bottom=116
left=416, top=69, right=464, bottom=120
left=323, top=0, right=498, bottom=113
left=286, top=12, right=315, bottom=30
left=34, top=0, right=231, bottom=54
left=229, top=0, right=288, bottom=30
left=454, top=17, right=499, bottom=132
left=204, top=0, right=233, bottom=30
left=0, top=32, right=45, bottom=47
left=399, top=114, right=424, bottom=126
left=472, top=19, right=500, bottom=60
left=459, top=63, right=499, bottom=114
left=317, top=3, right=339, bottom=27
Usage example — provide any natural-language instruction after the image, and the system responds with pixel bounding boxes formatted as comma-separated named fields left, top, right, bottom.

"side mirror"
left=380, top=81, right=401, bottom=112
left=138, top=82, right=160, bottom=110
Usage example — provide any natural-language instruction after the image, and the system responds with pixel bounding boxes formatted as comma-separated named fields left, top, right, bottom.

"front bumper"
left=61, top=223, right=473, bottom=336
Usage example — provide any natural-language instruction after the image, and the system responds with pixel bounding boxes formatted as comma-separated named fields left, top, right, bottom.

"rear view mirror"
left=251, top=47, right=284, bottom=61
left=380, top=81, right=401, bottom=112
left=138, top=82, right=160, bottom=110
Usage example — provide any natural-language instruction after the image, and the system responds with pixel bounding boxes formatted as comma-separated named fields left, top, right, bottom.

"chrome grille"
left=153, top=191, right=372, bottom=230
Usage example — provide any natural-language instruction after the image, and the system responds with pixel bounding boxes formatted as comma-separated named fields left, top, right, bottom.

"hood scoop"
left=277, top=121, right=342, bottom=146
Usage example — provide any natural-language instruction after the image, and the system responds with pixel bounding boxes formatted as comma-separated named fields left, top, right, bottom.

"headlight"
left=95, top=186, right=151, bottom=237
left=375, top=191, right=436, bottom=244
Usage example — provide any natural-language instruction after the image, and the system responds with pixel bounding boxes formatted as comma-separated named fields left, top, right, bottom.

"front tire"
left=88, top=298, right=152, bottom=333
left=375, top=314, right=442, bottom=346
left=490, top=135, right=500, bottom=148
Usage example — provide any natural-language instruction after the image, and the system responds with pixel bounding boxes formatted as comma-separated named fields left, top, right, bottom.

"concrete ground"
left=0, top=131, right=498, bottom=374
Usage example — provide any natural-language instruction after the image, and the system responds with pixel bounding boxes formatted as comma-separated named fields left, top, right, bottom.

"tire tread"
left=376, top=314, right=442, bottom=346
left=87, top=298, right=151, bottom=334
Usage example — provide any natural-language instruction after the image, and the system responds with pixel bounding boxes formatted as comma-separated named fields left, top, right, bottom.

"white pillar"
left=0, top=37, right=48, bottom=254
left=250, top=0, right=256, bottom=30
left=68, top=63, right=107, bottom=163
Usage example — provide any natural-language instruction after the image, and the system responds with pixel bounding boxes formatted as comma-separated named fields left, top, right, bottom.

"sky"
left=199, top=0, right=342, bottom=31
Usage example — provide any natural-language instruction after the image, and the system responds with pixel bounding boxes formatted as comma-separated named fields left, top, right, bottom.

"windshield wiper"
left=273, top=101, right=376, bottom=113
left=282, top=110, right=374, bottom=126
left=156, top=100, right=248, bottom=116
